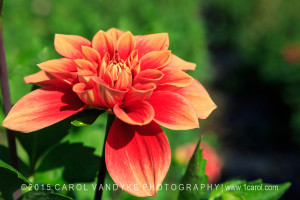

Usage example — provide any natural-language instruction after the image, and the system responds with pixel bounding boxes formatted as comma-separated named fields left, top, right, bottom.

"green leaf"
left=209, top=179, right=291, bottom=200
left=71, top=109, right=105, bottom=127
left=20, top=190, right=72, bottom=200
left=35, top=142, right=100, bottom=183
left=178, top=138, right=209, bottom=200
left=0, top=144, right=30, bottom=177
left=0, top=159, right=30, bottom=200
left=17, top=117, right=73, bottom=172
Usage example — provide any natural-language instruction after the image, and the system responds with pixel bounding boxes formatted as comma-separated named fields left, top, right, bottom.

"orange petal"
left=38, top=58, right=77, bottom=72
left=74, top=59, right=97, bottom=74
left=24, top=71, right=61, bottom=87
left=106, top=119, right=171, bottom=197
left=38, top=58, right=78, bottom=85
left=157, top=67, right=193, bottom=87
left=106, top=28, right=124, bottom=47
left=174, top=80, right=217, bottom=119
left=74, top=59, right=98, bottom=83
left=2, top=86, right=86, bottom=133
left=114, top=101, right=154, bottom=125
left=117, top=31, right=136, bottom=61
left=73, top=83, right=102, bottom=107
left=140, top=50, right=171, bottom=71
left=164, top=54, right=196, bottom=71
left=133, top=69, right=164, bottom=85
left=92, top=78, right=127, bottom=108
left=124, top=83, right=156, bottom=104
left=92, top=30, right=115, bottom=58
left=54, top=34, right=91, bottom=59
left=135, top=33, right=169, bottom=58
left=82, top=46, right=101, bottom=67
left=99, top=52, right=110, bottom=78
left=148, top=91, right=199, bottom=130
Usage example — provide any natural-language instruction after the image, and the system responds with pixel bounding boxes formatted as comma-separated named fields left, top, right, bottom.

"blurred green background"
left=0, top=0, right=299, bottom=199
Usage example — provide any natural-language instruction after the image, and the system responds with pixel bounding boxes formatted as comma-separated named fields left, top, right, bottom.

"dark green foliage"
left=71, top=109, right=105, bottom=127
left=19, top=190, right=72, bottom=200
left=36, top=142, right=100, bottom=183
left=0, top=145, right=29, bottom=177
left=0, top=159, right=30, bottom=200
left=17, top=118, right=72, bottom=172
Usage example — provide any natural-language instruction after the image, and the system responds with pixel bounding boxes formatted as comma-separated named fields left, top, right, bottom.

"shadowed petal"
left=73, top=83, right=102, bottom=107
left=92, top=77, right=127, bottom=108
left=106, top=119, right=171, bottom=197
left=24, top=71, right=62, bottom=87
left=140, top=50, right=171, bottom=71
left=164, top=54, right=196, bottom=71
left=114, top=101, right=154, bottom=125
left=148, top=91, right=199, bottom=130
left=38, top=58, right=78, bottom=85
left=135, top=33, right=169, bottom=58
left=117, top=31, right=136, bottom=61
left=54, top=34, right=91, bottom=59
left=92, top=30, right=115, bottom=58
left=174, top=80, right=217, bottom=119
left=2, top=87, right=86, bottom=133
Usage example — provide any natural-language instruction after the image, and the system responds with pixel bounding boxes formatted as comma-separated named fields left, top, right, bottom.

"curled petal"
left=126, top=50, right=140, bottom=76
left=135, top=33, right=169, bottom=58
left=92, top=78, right=127, bottom=108
left=82, top=46, right=101, bottom=67
left=74, top=59, right=97, bottom=74
left=148, top=91, right=199, bottom=130
left=99, top=52, right=110, bottom=78
left=107, top=28, right=124, bottom=47
left=2, top=87, right=86, bottom=133
left=92, top=30, right=115, bottom=58
left=54, top=34, right=91, bottom=59
left=24, top=71, right=61, bottom=87
left=117, top=31, right=136, bottom=61
left=114, top=101, right=154, bottom=125
left=74, top=59, right=97, bottom=84
left=73, top=83, right=101, bottom=107
left=106, top=119, right=171, bottom=197
left=140, top=50, right=171, bottom=71
left=174, top=80, right=217, bottom=119
left=38, top=58, right=78, bottom=84
left=133, top=69, right=164, bottom=85
left=157, top=67, right=193, bottom=87
left=124, top=83, right=156, bottom=104
left=164, top=54, right=196, bottom=71
left=114, top=68, right=132, bottom=90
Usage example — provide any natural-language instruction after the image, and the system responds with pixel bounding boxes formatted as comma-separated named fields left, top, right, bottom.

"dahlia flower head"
left=2, top=28, right=216, bottom=197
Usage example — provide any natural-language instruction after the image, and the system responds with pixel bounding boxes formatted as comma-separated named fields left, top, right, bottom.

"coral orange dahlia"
left=2, top=28, right=216, bottom=196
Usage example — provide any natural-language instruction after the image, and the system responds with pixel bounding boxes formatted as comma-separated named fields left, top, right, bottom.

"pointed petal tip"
left=1, top=87, right=86, bottom=133
left=2, top=117, right=28, bottom=133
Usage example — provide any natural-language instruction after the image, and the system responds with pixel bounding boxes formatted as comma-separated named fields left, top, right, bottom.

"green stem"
left=94, top=114, right=115, bottom=200
left=0, top=0, right=19, bottom=170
